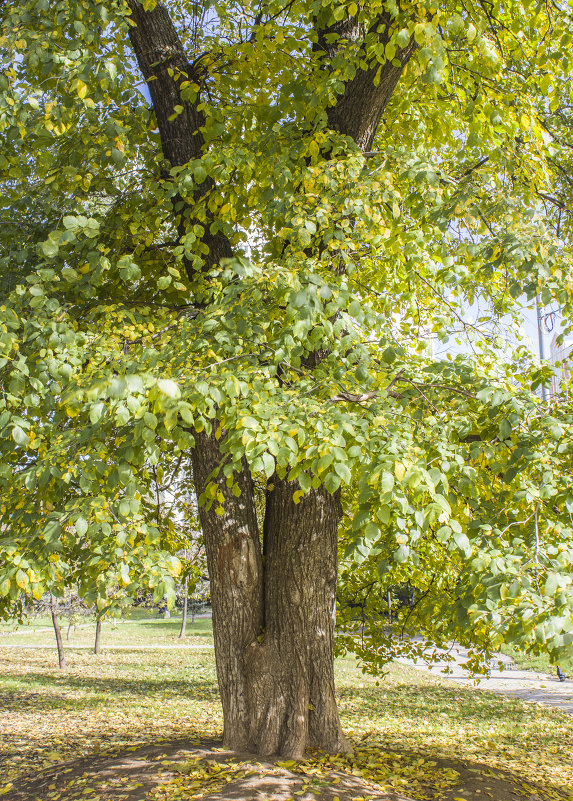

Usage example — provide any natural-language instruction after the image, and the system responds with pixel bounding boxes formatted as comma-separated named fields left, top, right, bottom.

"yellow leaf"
left=76, top=80, right=88, bottom=99
left=385, top=41, right=396, bottom=61
left=16, top=569, right=29, bottom=590
left=394, top=461, right=406, bottom=481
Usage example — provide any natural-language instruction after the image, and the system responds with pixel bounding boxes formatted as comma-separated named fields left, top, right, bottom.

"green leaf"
left=179, top=403, right=194, bottom=424
left=499, top=419, right=512, bottom=439
left=262, top=452, right=275, bottom=478
left=75, top=517, right=88, bottom=536
left=90, top=402, right=104, bottom=424
left=453, top=531, right=470, bottom=553
left=395, top=28, right=410, bottom=48
left=324, top=472, right=341, bottom=494
left=364, top=522, right=380, bottom=542
left=158, top=379, right=180, bottom=397
left=543, top=573, right=559, bottom=597
left=334, top=462, right=351, bottom=484
left=41, top=239, right=59, bottom=258
left=11, top=425, right=29, bottom=447
left=394, top=544, right=410, bottom=563
left=119, top=500, right=131, bottom=517
left=380, top=472, right=394, bottom=494
left=194, top=164, right=207, bottom=183
left=118, top=462, right=132, bottom=485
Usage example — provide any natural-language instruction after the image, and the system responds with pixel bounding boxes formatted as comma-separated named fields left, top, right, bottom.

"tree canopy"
left=2, top=0, right=573, bottom=695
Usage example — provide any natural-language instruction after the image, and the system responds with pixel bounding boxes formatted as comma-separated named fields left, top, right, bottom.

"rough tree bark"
left=254, top=477, right=347, bottom=756
left=316, top=13, right=417, bottom=151
left=126, top=0, right=414, bottom=757
left=191, top=430, right=265, bottom=751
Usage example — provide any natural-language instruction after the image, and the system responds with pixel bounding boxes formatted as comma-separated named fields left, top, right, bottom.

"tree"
left=49, top=592, right=66, bottom=669
left=2, top=0, right=573, bottom=759
left=94, top=612, right=103, bottom=653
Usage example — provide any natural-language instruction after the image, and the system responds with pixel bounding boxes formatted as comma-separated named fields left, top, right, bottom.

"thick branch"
left=125, top=0, right=233, bottom=275
left=126, top=0, right=204, bottom=167
left=317, top=13, right=417, bottom=151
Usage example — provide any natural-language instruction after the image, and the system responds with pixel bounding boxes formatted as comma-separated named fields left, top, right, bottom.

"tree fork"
left=127, top=0, right=350, bottom=757
left=126, top=0, right=416, bottom=758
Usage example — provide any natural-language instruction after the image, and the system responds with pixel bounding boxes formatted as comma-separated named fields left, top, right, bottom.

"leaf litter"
left=0, top=641, right=572, bottom=801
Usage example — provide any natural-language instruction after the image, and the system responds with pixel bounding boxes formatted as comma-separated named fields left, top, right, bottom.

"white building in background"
left=550, top=334, right=573, bottom=396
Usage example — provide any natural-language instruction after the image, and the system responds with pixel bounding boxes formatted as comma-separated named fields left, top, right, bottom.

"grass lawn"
left=500, top=644, right=572, bottom=675
left=1, top=616, right=572, bottom=801
left=0, top=609, right=213, bottom=648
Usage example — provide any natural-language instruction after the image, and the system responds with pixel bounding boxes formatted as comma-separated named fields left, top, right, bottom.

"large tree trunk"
left=253, top=477, right=348, bottom=757
left=192, top=430, right=347, bottom=757
left=126, top=0, right=415, bottom=758
left=191, top=430, right=264, bottom=751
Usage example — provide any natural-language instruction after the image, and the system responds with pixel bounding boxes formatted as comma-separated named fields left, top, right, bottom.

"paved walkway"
left=398, top=644, right=573, bottom=715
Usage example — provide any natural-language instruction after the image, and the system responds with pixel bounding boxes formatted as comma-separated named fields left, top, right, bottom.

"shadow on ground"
left=0, top=672, right=219, bottom=710
left=5, top=738, right=568, bottom=801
